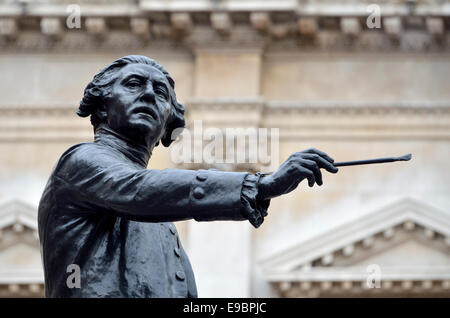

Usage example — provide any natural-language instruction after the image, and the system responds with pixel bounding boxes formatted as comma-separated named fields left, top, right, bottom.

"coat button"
left=174, top=247, right=181, bottom=257
left=175, top=271, right=185, bottom=281
left=168, top=224, right=176, bottom=235
left=196, top=173, right=208, bottom=181
left=193, top=187, right=205, bottom=199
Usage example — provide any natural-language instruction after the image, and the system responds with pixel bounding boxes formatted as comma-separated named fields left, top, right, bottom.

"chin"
left=127, top=121, right=160, bottom=142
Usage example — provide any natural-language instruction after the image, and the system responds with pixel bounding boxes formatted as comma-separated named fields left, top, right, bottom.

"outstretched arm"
left=54, top=144, right=268, bottom=226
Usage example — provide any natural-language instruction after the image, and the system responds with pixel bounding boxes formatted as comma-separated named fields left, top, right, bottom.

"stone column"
left=184, top=40, right=264, bottom=297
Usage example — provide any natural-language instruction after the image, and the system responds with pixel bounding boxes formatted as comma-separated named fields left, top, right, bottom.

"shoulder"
left=54, top=142, right=119, bottom=177
left=59, top=142, right=110, bottom=163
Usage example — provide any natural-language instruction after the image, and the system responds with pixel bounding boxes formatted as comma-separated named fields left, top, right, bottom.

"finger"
left=303, top=148, right=335, bottom=163
left=303, top=153, right=339, bottom=174
left=297, top=166, right=315, bottom=187
left=300, top=159, right=323, bottom=186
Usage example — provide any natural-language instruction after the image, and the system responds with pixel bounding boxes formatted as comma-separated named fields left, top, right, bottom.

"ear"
left=95, top=104, right=108, bottom=122
left=88, top=86, right=108, bottom=122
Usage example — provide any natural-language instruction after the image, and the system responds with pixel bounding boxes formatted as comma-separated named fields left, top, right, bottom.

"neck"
left=94, top=124, right=152, bottom=167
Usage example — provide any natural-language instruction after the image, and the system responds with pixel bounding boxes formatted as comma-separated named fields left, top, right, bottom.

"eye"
left=155, top=86, right=168, bottom=99
left=125, top=79, right=142, bottom=88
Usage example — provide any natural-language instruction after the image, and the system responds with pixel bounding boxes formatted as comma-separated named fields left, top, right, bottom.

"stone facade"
left=0, top=0, right=449, bottom=297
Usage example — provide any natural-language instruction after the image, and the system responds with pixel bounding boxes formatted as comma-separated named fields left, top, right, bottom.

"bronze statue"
left=38, top=55, right=338, bottom=298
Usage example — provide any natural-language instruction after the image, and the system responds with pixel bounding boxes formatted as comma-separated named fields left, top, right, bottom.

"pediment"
left=348, top=238, right=450, bottom=268
left=0, top=200, right=37, bottom=231
left=0, top=200, right=39, bottom=251
left=259, top=198, right=450, bottom=296
left=0, top=200, right=43, bottom=295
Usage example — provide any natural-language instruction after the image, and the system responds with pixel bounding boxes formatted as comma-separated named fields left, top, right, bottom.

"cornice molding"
left=2, top=1, right=448, bottom=16
left=2, top=100, right=447, bottom=111
left=1, top=101, right=449, bottom=142
left=266, top=100, right=450, bottom=109
left=187, top=98, right=265, bottom=110
left=0, top=104, right=76, bottom=116
left=261, top=101, right=450, bottom=140
left=0, top=1, right=449, bottom=52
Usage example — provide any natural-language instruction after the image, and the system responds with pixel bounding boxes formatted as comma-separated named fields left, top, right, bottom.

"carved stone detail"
left=211, top=13, right=233, bottom=35
left=171, top=13, right=193, bottom=32
left=250, top=12, right=271, bottom=32
left=85, top=17, right=107, bottom=36
left=40, top=18, right=62, bottom=37
left=340, top=17, right=360, bottom=35
left=130, top=18, right=151, bottom=37
left=297, top=17, right=318, bottom=35
left=0, top=18, right=18, bottom=37
left=426, top=17, right=444, bottom=35
left=384, top=17, right=403, bottom=35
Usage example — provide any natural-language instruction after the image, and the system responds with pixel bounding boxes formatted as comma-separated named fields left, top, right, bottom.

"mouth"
left=132, top=106, right=158, bottom=121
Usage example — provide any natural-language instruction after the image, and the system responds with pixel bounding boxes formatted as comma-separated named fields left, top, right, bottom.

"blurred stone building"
left=0, top=0, right=449, bottom=297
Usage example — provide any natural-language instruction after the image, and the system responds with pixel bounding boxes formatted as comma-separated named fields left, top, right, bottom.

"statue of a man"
left=38, top=55, right=338, bottom=298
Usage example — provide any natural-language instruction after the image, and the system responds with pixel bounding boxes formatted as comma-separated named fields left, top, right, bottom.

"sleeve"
left=53, top=144, right=253, bottom=223
left=240, top=172, right=271, bottom=228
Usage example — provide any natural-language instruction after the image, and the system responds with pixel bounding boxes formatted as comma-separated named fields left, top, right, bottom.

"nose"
left=140, top=82, right=156, bottom=104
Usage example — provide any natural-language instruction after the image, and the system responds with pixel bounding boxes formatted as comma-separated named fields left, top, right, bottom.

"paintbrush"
left=334, top=153, right=412, bottom=167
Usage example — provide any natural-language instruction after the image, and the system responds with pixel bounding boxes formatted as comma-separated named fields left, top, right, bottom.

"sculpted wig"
left=77, top=55, right=185, bottom=147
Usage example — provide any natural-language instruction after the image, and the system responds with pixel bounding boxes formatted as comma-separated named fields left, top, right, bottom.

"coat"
left=38, top=129, right=268, bottom=297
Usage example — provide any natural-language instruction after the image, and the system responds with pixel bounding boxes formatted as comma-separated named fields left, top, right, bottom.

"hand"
left=257, top=148, right=338, bottom=200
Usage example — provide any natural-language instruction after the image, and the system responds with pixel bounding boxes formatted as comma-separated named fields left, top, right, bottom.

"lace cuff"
left=240, top=172, right=270, bottom=228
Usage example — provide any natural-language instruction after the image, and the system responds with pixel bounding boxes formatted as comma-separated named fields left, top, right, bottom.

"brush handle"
left=334, top=154, right=412, bottom=167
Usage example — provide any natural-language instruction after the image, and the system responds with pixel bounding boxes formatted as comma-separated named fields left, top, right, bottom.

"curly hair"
left=77, top=55, right=185, bottom=147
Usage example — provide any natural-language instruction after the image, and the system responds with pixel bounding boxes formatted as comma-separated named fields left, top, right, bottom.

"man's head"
left=77, top=55, right=185, bottom=147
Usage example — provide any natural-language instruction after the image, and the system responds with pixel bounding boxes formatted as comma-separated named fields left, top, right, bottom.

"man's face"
left=104, top=63, right=172, bottom=145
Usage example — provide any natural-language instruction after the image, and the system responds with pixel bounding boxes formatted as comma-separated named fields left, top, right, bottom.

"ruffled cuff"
left=240, top=172, right=270, bottom=228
